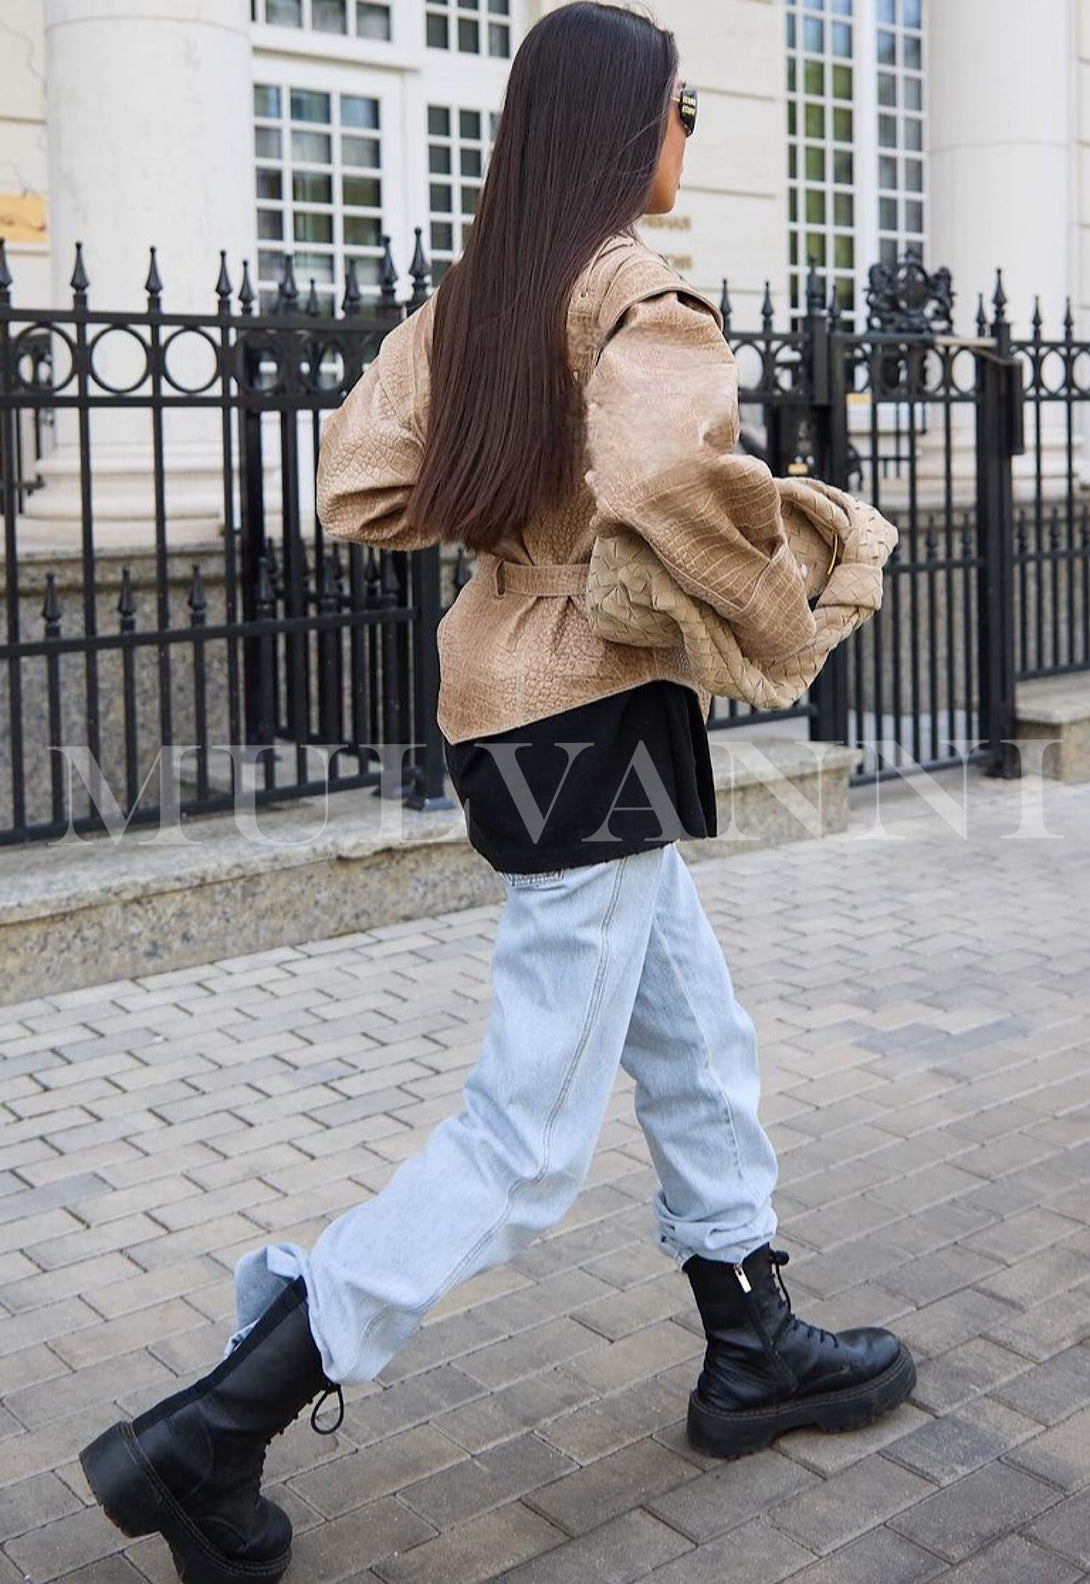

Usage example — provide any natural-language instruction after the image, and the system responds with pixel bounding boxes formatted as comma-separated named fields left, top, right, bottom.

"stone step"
left=1014, top=673, right=1090, bottom=782
left=0, top=734, right=860, bottom=1006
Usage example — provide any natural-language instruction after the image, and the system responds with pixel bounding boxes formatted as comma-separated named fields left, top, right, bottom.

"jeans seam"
left=654, top=904, right=764, bottom=1213
left=346, top=853, right=632, bottom=1378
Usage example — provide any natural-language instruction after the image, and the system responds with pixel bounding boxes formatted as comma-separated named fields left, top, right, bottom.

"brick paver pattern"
left=1, top=768, right=1089, bottom=1584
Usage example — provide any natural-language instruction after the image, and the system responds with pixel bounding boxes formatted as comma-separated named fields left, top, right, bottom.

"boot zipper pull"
left=734, top=1263, right=752, bottom=1294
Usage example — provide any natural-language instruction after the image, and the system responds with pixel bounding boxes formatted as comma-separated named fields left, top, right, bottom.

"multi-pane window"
left=251, top=0, right=392, bottom=43
left=786, top=0, right=856, bottom=322
left=254, top=84, right=384, bottom=314
left=426, top=0, right=510, bottom=58
left=876, top=0, right=925, bottom=271
left=786, top=0, right=926, bottom=326
left=427, top=104, right=499, bottom=283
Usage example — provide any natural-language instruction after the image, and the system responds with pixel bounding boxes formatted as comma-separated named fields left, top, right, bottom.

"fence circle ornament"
left=161, top=326, right=221, bottom=396
left=237, top=332, right=284, bottom=394
left=12, top=322, right=73, bottom=394
left=88, top=323, right=152, bottom=395
left=866, top=254, right=954, bottom=336
left=299, top=337, right=346, bottom=394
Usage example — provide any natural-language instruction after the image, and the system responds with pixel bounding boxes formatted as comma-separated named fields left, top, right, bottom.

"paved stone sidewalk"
left=1, top=765, right=1089, bottom=1584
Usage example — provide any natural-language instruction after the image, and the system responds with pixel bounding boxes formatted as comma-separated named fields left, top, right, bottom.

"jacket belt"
left=481, top=552, right=589, bottom=599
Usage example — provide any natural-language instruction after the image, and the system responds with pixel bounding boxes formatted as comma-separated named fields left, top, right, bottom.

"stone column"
left=23, top=0, right=257, bottom=546
left=929, top=0, right=1070, bottom=337
left=927, top=0, right=1074, bottom=495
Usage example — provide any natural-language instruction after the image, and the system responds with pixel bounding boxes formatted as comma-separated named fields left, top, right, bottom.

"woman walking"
left=81, top=6, right=914, bottom=1581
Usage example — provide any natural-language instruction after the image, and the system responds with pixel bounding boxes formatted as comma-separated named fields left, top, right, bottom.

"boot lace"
left=768, top=1248, right=840, bottom=1351
left=310, top=1383, right=345, bottom=1435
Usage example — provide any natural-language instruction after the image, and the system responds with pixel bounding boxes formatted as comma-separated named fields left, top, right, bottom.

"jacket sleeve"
left=316, top=343, right=440, bottom=552
left=582, top=289, right=818, bottom=663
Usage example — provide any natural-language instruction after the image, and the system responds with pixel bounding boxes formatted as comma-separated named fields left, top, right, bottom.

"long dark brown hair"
left=405, top=1, right=678, bottom=552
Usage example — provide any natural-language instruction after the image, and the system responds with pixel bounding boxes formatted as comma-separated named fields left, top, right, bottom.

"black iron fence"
left=0, top=232, right=457, bottom=845
left=2, top=236, right=1089, bottom=844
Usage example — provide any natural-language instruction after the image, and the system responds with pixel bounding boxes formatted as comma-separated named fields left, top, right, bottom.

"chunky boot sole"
left=687, top=1341, right=917, bottom=1460
left=80, top=1421, right=291, bottom=1584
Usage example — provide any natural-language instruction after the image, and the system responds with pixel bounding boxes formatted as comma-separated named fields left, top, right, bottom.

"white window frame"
left=252, top=58, right=402, bottom=314
left=252, top=0, right=393, bottom=43
left=786, top=0, right=927, bottom=329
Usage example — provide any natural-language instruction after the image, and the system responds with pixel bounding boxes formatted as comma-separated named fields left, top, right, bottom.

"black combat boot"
left=80, top=1276, right=344, bottom=1584
left=684, top=1243, right=915, bottom=1459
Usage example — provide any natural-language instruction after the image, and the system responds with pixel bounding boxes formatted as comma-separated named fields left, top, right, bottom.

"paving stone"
left=396, top=1432, right=576, bottom=1530
left=763, top=1524, right=943, bottom=1584
left=539, top=1375, right=685, bottom=1463
left=777, top=1402, right=931, bottom=1477
left=882, top=1395, right=1040, bottom=1484
left=934, top=1533, right=1083, bottom=1584
left=334, top=1367, right=486, bottom=1451
left=992, top=1344, right=1090, bottom=1425
left=371, top=1499, right=563, bottom=1584
left=432, top=1369, right=595, bottom=1456
left=893, top=1288, right=1019, bottom=1360
left=279, top=1495, right=436, bottom=1583
left=289, top=1425, right=468, bottom=1516
left=525, top=1438, right=695, bottom=1536
left=1005, top=1403, right=1090, bottom=1490
left=4, top=1347, right=178, bottom=1433
left=0, top=1470, right=83, bottom=1542
left=557, top=1321, right=701, bottom=1395
left=435, top=1316, right=603, bottom=1393
left=1025, top=1487, right=1090, bottom=1568
left=765, top=1453, right=935, bottom=1556
left=3, top=1503, right=126, bottom=1582
left=986, top=1288, right=1090, bottom=1362
left=644, top=1516, right=815, bottom=1584
left=645, top=1449, right=816, bottom=1544
left=499, top=1508, right=691, bottom=1584
left=909, top=1337, right=1033, bottom=1415
left=889, top=1462, right=1061, bottom=1563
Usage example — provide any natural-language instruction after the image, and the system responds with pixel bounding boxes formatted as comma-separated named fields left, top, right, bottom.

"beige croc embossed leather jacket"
left=316, top=231, right=897, bottom=743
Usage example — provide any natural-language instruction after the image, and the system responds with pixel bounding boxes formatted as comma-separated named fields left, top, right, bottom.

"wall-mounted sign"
left=0, top=193, right=47, bottom=246
left=641, top=213, right=692, bottom=232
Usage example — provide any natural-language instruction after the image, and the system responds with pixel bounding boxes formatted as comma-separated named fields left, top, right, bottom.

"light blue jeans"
left=228, top=843, right=779, bottom=1384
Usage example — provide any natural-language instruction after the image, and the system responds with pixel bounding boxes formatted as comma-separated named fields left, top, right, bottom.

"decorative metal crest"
left=866, top=251, right=954, bottom=335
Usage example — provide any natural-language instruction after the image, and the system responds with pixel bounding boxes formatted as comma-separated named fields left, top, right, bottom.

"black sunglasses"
left=671, top=82, right=698, bottom=138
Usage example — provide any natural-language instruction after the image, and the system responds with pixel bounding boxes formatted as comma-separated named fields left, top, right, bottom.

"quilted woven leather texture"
left=317, top=229, right=897, bottom=740
left=583, top=476, right=899, bottom=711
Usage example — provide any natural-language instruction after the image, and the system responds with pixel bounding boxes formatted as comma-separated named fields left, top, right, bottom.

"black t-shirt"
left=443, top=679, right=717, bottom=875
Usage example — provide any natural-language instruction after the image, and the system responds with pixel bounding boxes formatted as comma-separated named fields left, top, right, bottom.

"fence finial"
left=187, top=564, right=207, bottom=623
left=719, top=277, right=732, bottom=335
left=1031, top=295, right=1042, bottom=342
left=145, top=246, right=163, bottom=310
left=239, top=259, right=255, bottom=316
left=409, top=225, right=431, bottom=307
left=0, top=238, right=12, bottom=304
left=828, top=281, right=841, bottom=326
left=305, top=277, right=320, bottom=316
left=1064, top=297, right=1075, bottom=342
left=278, top=253, right=299, bottom=314
left=805, top=257, right=824, bottom=317
left=71, top=241, right=89, bottom=306
left=761, top=279, right=774, bottom=333
left=42, top=572, right=61, bottom=633
left=117, top=566, right=135, bottom=624
left=379, top=234, right=398, bottom=306
left=215, top=250, right=232, bottom=310
left=341, top=258, right=362, bottom=318
left=991, top=268, right=1007, bottom=328
left=975, top=293, right=987, bottom=338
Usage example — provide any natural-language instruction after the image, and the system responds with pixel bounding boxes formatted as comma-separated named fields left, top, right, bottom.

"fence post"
left=406, top=544, right=454, bottom=810
left=803, top=267, right=851, bottom=749
left=975, top=272, right=1022, bottom=780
